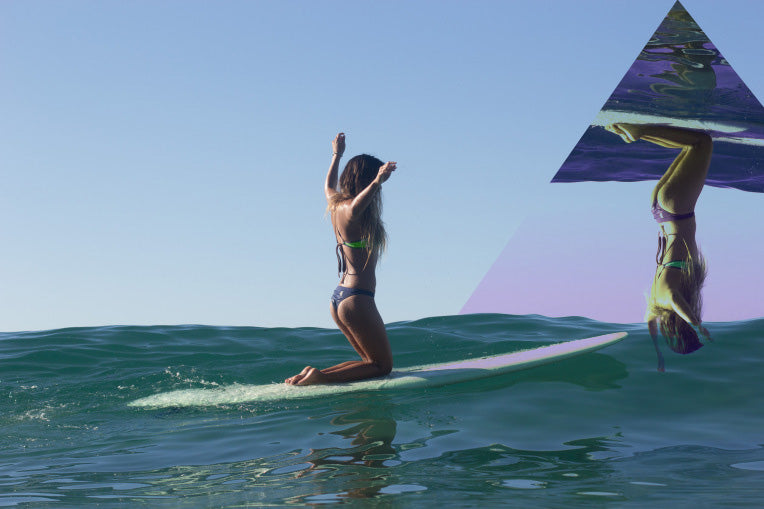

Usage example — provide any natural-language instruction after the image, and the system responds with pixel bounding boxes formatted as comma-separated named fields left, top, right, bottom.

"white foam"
left=128, top=382, right=352, bottom=408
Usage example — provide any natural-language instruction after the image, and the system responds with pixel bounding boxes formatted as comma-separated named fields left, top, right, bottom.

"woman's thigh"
left=657, top=142, right=712, bottom=212
left=336, top=296, right=391, bottom=365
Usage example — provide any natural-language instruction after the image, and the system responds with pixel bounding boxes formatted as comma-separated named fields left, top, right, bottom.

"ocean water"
left=2, top=314, right=764, bottom=507
left=553, top=2, right=764, bottom=192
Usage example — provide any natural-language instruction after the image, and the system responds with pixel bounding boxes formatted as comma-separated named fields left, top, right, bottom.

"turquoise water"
left=2, top=314, right=763, bottom=506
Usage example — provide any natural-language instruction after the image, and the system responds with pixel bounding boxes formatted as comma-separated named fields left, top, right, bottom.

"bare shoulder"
left=332, top=199, right=353, bottom=223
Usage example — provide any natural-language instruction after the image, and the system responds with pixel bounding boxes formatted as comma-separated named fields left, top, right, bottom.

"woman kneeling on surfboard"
left=286, top=133, right=396, bottom=386
left=607, top=123, right=712, bottom=367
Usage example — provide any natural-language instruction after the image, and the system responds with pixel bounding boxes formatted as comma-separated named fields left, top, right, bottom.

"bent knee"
left=375, top=359, right=393, bottom=376
left=691, top=133, right=713, bottom=152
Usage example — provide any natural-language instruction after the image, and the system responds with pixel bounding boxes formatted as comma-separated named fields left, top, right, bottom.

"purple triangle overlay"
left=552, top=1, right=764, bottom=192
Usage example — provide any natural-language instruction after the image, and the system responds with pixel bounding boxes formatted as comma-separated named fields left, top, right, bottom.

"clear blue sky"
left=2, top=1, right=763, bottom=331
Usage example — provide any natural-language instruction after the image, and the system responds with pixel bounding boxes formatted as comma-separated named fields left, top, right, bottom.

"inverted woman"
left=286, top=133, right=396, bottom=386
left=607, top=123, right=712, bottom=363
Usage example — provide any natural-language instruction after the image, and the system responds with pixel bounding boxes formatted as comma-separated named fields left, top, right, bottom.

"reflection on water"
left=259, top=355, right=630, bottom=504
left=283, top=396, right=399, bottom=502
left=554, top=1, right=764, bottom=191
left=605, top=123, right=713, bottom=368
left=633, top=6, right=719, bottom=116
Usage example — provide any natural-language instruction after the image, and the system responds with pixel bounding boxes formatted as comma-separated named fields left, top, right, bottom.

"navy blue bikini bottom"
left=331, top=286, right=375, bottom=311
left=652, top=199, right=694, bottom=223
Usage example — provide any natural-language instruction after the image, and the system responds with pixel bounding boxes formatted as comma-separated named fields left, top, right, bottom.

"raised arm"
left=347, top=161, right=397, bottom=221
left=669, top=292, right=712, bottom=342
left=325, top=133, right=345, bottom=202
left=669, top=291, right=699, bottom=326
left=647, top=316, right=666, bottom=372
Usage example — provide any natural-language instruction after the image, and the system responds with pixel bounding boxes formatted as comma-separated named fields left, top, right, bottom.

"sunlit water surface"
left=2, top=314, right=764, bottom=506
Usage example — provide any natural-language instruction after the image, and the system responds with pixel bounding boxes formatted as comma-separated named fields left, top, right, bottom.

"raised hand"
left=332, top=133, right=345, bottom=157
left=375, top=161, right=397, bottom=184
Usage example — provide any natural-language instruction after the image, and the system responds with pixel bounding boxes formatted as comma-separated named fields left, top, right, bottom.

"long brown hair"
left=647, top=248, right=708, bottom=354
left=328, top=154, right=387, bottom=260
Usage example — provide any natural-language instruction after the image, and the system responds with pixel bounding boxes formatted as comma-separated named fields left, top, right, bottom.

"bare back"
left=332, top=201, right=378, bottom=292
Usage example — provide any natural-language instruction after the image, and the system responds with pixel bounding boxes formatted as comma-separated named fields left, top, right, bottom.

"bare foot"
left=606, top=123, right=641, bottom=143
left=285, top=366, right=311, bottom=385
left=605, top=123, right=631, bottom=143
left=295, top=367, right=330, bottom=386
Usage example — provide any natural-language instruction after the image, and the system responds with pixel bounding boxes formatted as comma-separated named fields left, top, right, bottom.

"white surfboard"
left=129, top=332, right=627, bottom=409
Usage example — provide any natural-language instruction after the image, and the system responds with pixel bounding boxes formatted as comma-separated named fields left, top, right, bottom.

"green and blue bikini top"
left=656, top=234, right=688, bottom=271
left=336, top=230, right=368, bottom=278
left=661, top=260, right=687, bottom=270
left=341, top=239, right=367, bottom=249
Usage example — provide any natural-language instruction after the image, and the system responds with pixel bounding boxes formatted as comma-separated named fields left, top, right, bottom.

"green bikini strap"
left=343, top=239, right=367, bottom=249
left=663, top=260, right=687, bottom=270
